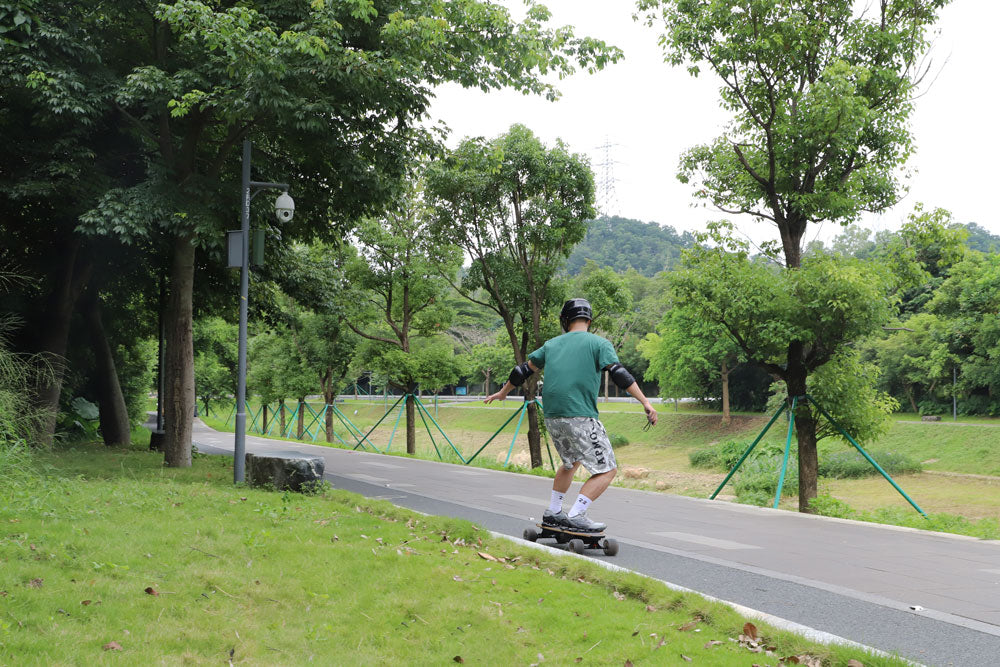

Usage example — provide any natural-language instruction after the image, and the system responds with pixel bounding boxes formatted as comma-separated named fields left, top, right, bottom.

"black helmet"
left=559, top=298, right=593, bottom=331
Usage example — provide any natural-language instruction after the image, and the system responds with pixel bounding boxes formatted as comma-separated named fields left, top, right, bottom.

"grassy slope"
left=0, top=439, right=902, bottom=666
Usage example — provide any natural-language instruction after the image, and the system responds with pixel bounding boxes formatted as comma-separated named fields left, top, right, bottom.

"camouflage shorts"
left=545, top=417, right=617, bottom=475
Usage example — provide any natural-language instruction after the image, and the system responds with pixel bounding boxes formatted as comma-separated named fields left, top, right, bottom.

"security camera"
left=274, top=191, right=294, bottom=223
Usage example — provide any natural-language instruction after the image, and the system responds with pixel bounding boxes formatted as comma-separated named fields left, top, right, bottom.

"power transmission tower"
left=594, top=137, right=622, bottom=222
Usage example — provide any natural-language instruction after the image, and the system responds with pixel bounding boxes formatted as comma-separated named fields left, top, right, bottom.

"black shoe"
left=542, top=509, right=568, bottom=526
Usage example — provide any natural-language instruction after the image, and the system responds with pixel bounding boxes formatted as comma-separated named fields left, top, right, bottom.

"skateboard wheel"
left=602, top=538, right=619, bottom=557
left=568, top=539, right=585, bottom=554
left=555, top=532, right=570, bottom=544
left=523, top=527, right=539, bottom=542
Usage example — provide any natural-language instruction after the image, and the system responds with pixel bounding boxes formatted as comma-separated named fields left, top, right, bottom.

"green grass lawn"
left=0, top=438, right=904, bottom=666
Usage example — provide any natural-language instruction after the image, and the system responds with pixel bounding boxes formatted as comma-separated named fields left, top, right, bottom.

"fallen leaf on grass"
left=453, top=657, right=464, bottom=664
left=102, top=641, right=122, bottom=651
left=624, top=661, right=634, bottom=667
left=478, top=551, right=499, bottom=562
left=678, top=620, right=699, bottom=631
left=28, top=578, right=43, bottom=588
left=612, top=591, right=626, bottom=601
left=847, top=661, right=865, bottom=667
left=645, top=605, right=657, bottom=612
left=681, top=654, right=692, bottom=662
left=704, top=640, right=723, bottom=649
left=743, top=622, right=758, bottom=640
left=144, top=587, right=159, bottom=596
left=452, top=576, right=463, bottom=582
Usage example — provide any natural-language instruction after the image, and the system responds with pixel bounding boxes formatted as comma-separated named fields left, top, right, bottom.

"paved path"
left=191, top=420, right=1000, bottom=666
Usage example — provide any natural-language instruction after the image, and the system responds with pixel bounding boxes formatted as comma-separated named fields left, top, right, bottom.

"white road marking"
left=495, top=494, right=543, bottom=506
left=344, top=473, right=390, bottom=483
left=359, top=461, right=404, bottom=469
left=650, top=531, right=761, bottom=550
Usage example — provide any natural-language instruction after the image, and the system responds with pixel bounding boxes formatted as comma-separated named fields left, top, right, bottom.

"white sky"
left=428, top=0, right=998, bottom=248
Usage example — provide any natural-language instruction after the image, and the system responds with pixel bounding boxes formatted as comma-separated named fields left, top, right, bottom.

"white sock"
left=568, top=494, right=593, bottom=518
left=548, top=490, right=565, bottom=514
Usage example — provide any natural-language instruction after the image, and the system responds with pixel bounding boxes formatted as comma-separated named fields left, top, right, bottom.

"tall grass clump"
left=0, top=312, right=47, bottom=493
left=0, top=330, right=51, bottom=450
left=818, top=450, right=921, bottom=478
left=690, top=438, right=784, bottom=470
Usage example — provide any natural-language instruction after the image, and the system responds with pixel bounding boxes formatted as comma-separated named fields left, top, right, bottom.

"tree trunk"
left=484, top=369, right=491, bottom=396
left=85, top=291, right=131, bottom=446
left=405, top=385, right=416, bottom=454
left=262, top=404, right=269, bottom=435
left=786, top=350, right=818, bottom=513
left=720, top=360, right=731, bottom=427
left=325, top=400, right=334, bottom=443
left=163, top=233, right=196, bottom=468
left=905, top=385, right=918, bottom=413
left=279, top=402, right=286, bottom=436
left=297, top=399, right=305, bottom=439
left=33, top=237, right=92, bottom=446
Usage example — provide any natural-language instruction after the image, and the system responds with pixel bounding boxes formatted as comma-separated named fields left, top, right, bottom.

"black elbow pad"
left=508, top=362, right=534, bottom=387
left=608, top=363, right=635, bottom=390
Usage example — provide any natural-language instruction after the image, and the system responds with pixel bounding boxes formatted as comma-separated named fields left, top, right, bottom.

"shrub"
left=811, top=495, right=1000, bottom=540
left=609, top=432, right=629, bottom=448
left=819, top=450, right=922, bottom=479
left=733, top=454, right=798, bottom=504
left=689, top=438, right=784, bottom=470
left=808, top=494, right=857, bottom=519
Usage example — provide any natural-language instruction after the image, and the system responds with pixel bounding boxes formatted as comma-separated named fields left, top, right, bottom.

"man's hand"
left=484, top=388, right=509, bottom=404
left=643, top=402, right=658, bottom=426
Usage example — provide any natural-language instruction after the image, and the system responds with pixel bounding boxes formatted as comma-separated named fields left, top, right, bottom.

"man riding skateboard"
left=485, top=298, right=657, bottom=532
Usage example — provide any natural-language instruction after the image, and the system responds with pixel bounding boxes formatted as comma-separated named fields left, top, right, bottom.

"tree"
left=293, top=312, right=357, bottom=443
left=469, top=343, right=515, bottom=396
left=863, top=312, right=953, bottom=413
left=426, top=124, right=596, bottom=467
left=0, top=1, right=147, bottom=446
left=638, top=0, right=951, bottom=511
left=927, top=252, right=1000, bottom=414
left=193, top=316, right=237, bottom=414
left=13, top=0, right=619, bottom=466
left=641, top=303, right=742, bottom=424
left=347, top=191, right=462, bottom=453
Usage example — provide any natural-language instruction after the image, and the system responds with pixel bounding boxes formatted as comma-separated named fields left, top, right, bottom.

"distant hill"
left=959, top=223, right=1000, bottom=254
left=564, top=216, right=696, bottom=276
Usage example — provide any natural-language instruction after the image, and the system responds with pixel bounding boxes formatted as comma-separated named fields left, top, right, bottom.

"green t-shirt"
left=527, top=331, right=619, bottom=418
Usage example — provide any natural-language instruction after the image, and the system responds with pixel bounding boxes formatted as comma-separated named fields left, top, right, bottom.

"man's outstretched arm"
left=484, top=360, right=541, bottom=404
left=606, top=363, right=657, bottom=425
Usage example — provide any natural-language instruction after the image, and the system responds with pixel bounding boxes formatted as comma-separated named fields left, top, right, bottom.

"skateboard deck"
left=523, top=522, right=619, bottom=556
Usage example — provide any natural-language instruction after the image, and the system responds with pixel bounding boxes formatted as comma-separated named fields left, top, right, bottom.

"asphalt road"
left=187, top=419, right=1000, bottom=666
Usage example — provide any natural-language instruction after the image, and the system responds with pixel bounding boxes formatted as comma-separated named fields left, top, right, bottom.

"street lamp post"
left=232, top=139, right=293, bottom=483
